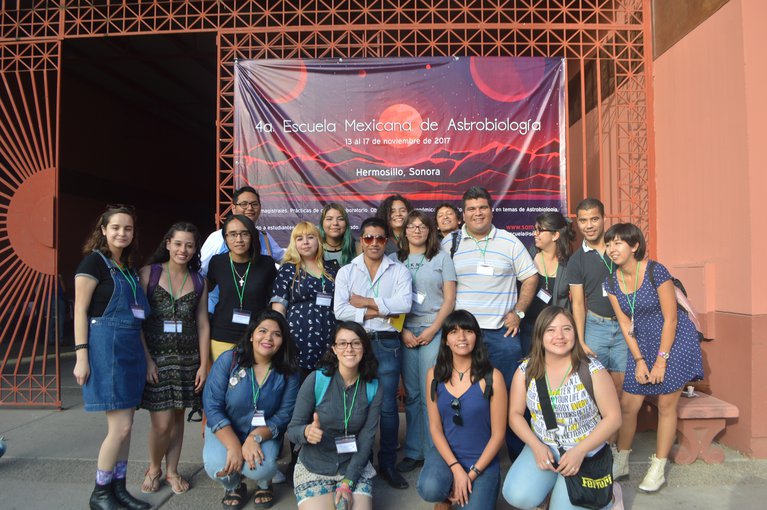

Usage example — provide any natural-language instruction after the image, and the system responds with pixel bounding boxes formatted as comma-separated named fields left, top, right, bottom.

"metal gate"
left=0, top=0, right=653, bottom=407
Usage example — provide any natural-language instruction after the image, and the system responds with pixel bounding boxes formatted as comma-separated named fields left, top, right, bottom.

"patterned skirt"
left=293, top=459, right=376, bottom=505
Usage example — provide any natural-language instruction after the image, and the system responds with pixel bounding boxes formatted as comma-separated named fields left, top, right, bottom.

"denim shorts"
left=584, top=311, right=627, bottom=372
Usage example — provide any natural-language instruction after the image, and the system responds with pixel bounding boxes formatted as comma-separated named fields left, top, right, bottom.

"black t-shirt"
left=565, top=245, right=616, bottom=317
left=207, top=252, right=277, bottom=343
left=75, top=251, right=115, bottom=317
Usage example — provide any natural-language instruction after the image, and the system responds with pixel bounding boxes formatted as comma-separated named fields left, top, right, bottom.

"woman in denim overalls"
left=74, top=205, right=152, bottom=510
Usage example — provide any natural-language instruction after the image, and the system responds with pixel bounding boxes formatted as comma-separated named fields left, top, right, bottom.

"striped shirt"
left=442, top=225, right=536, bottom=329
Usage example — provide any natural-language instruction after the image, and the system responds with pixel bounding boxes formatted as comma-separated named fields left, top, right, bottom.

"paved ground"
left=1, top=353, right=765, bottom=509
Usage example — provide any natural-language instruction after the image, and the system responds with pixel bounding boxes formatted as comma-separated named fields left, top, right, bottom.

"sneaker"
left=271, top=470, right=287, bottom=484
left=612, top=449, right=631, bottom=481
left=638, top=455, right=667, bottom=493
left=396, top=457, right=424, bottom=473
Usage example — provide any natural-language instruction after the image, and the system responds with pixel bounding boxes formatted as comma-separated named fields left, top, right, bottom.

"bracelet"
left=448, top=461, right=460, bottom=468
left=469, top=464, right=482, bottom=476
left=336, top=485, right=352, bottom=494
left=634, top=356, right=644, bottom=362
left=341, top=478, right=355, bottom=489
left=74, top=344, right=89, bottom=351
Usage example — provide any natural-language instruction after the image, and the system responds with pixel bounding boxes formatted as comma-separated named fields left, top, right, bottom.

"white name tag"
left=602, top=282, right=608, bottom=297
left=477, top=263, right=494, bottom=276
left=335, top=435, right=358, bottom=454
left=315, top=293, right=332, bottom=307
left=163, top=320, right=183, bottom=333
left=232, top=308, right=251, bottom=325
left=251, top=409, right=267, bottom=427
left=130, top=305, right=146, bottom=320
left=536, top=288, right=552, bottom=304
left=413, top=291, right=426, bottom=304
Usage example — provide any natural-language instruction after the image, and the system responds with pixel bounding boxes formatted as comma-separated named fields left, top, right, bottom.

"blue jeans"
left=203, top=426, right=279, bottom=490
left=417, top=447, right=500, bottom=510
left=401, top=326, right=441, bottom=460
left=370, top=334, right=402, bottom=470
left=585, top=311, right=627, bottom=372
left=502, top=444, right=613, bottom=510
left=481, top=327, right=524, bottom=460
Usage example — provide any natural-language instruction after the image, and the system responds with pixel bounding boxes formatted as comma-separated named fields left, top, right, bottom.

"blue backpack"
left=314, top=370, right=378, bottom=405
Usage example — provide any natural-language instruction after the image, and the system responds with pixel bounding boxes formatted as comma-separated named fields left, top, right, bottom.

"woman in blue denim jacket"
left=203, top=309, right=300, bottom=509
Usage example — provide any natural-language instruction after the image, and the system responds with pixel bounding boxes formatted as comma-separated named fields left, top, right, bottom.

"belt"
left=366, top=330, right=400, bottom=340
left=587, top=310, right=618, bottom=321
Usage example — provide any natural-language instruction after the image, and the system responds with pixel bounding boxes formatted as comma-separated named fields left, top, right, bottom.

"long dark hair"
left=82, top=204, right=140, bottom=267
left=397, top=210, right=441, bottom=262
left=319, top=203, right=356, bottom=265
left=375, top=194, right=413, bottom=230
left=535, top=211, right=575, bottom=263
left=317, top=321, right=378, bottom=382
left=525, top=306, right=589, bottom=382
left=222, top=214, right=261, bottom=262
left=235, top=309, right=297, bottom=374
left=434, top=310, right=492, bottom=384
left=146, top=222, right=202, bottom=271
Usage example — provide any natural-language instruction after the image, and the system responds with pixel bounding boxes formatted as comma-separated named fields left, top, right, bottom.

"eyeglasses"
left=533, top=227, right=554, bottom=235
left=406, top=224, right=428, bottom=232
left=335, top=340, right=363, bottom=351
left=235, top=201, right=261, bottom=210
left=361, top=235, right=387, bottom=245
left=451, top=398, right=463, bottom=426
left=225, top=231, right=252, bottom=239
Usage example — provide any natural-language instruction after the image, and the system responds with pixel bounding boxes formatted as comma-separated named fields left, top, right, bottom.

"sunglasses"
left=451, top=397, right=463, bottom=426
left=361, top=234, right=387, bottom=245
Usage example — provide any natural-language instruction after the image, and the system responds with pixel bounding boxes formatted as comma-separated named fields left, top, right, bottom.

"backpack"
left=314, top=370, right=378, bottom=406
left=609, top=260, right=705, bottom=342
left=147, top=263, right=204, bottom=302
left=449, top=230, right=462, bottom=259
left=430, top=370, right=494, bottom=402
left=525, top=360, right=596, bottom=408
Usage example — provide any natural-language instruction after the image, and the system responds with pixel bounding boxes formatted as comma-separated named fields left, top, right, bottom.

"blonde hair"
left=282, top=222, right=334, bottom=287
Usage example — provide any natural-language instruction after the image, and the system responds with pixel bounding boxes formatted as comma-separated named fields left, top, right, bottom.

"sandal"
left=221, top=482, right=246, bottom=510
left=253, top=485, right=273, bottom=509
left=141, top=467, right=162, bottom=494
left=166, top=473, right=190, bottom=494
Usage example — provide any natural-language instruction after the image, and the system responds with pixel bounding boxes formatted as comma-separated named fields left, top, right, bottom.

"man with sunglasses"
left=334, top=217, right=413, bottom=489
left=441, top=186, right=538, bottom=461
left=200, top=186, right=286, bottom=314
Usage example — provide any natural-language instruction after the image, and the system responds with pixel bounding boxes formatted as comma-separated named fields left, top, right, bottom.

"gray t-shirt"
left=565, top=243, right=616, bottom=318
left=400, top=251, right=457, bottom=328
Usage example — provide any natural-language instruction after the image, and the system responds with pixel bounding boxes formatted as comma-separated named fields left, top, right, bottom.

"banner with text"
left=234, top=57, right=566, bottom=245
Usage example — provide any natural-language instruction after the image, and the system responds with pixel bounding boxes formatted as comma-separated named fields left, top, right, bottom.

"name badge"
left=315, top=293, right=332, bottom=307
left=163, top=320, right=183, bottom=333
left=251, top=409, right=267, bottom=427
left=335, top=435, right=358, bottom=454
left=232, top=308, right=251, bottom=325
left=477, top=263, right=494, bottom=276
left=536, top=288, right=552, bottom=304
left=130, top=305, right=146, bottom=320
left=413, top=291, right=426, bottom=304
left=601, top=282, right=608, bottom=297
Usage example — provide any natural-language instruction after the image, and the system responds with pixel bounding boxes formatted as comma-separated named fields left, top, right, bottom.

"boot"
left=112, top=478, right=151, bottom=509
left=89, top=482, right=121, bottom=510
left=612, top=449, right=631, bottom=481
left=638, top=455, right=667, bottom=493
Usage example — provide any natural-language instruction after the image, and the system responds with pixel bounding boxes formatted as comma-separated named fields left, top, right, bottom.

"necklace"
left=454, top=366, right=470, bottom=381
left=232, top=263, right=247, bottom=287
left=324, top=240, right=342, bottom=250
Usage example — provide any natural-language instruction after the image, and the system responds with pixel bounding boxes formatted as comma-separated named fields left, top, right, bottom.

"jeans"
left=401, top=326, right=441, bottom=460
left=417, top=447, right=500, bottom=510
left=502, top=444, right=613, bottom=510
left=585, top=311, right=627, bottom=372
left=481, top=327, right=524, bottom=460
left=370, top=334, right=402, bottom=470
left=203, top=426, right=279, bottom=490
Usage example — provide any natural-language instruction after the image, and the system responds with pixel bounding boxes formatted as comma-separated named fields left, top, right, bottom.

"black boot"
left=112, top=478, right=151, bottom=509
left=89, top=482, right=122, bottom=510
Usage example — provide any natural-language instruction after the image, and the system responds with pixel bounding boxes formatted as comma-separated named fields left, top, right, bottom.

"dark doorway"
left=58, top=32, right=217, bottom=333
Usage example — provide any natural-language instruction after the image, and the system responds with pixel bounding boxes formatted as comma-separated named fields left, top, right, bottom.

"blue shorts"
left=584, top=311, right=627, bottom=372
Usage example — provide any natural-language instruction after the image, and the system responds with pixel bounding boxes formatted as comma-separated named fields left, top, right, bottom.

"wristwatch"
left=252, top=433, right=263, bottom=444
left=657, top=351, right=670, bottom=360
left=514, top=309, right=525, bottom=320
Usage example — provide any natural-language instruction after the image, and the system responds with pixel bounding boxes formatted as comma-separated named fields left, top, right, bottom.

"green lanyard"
left=229, top=255, right=252, bottom=308
left=249, top=365, right=272, bottom=410
left=598, top=250, right=614, bottom=274
left=343, top=377, right=361, bottom=436
left=165, top=264, right=189, bottom=314
left=545, top=363, right=571, bottom=407
left=409, top=254, right=426, bottom=285
left=540, top=255, right=558, bottom=291
left=469, top=234, right=490, bottom=262
left=620, top=261, right=641, bottom=318
left=367, top=274, right=381, bottom=298
left=114, top=262, right=138, bottom=304
left=304, top=266, right=326, bottom=293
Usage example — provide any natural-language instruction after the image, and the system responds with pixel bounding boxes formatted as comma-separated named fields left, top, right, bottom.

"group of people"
left=73, top=186, right=704, bottom=510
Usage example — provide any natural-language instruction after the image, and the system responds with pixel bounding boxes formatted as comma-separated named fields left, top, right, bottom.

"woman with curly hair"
left=376, top=194, right=413, bottom=255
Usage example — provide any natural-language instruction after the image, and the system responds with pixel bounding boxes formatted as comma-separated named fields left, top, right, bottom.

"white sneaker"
left=272, top=470, right=287, bottom=484
left=610, top=482, right=624, bottom=510
left=612, top=449, right=631, bottom=481
left=638, top=455, right=667, bottom=493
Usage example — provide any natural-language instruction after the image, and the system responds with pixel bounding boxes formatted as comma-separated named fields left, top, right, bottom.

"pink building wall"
left=653, top=0, right=767, bottom=457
